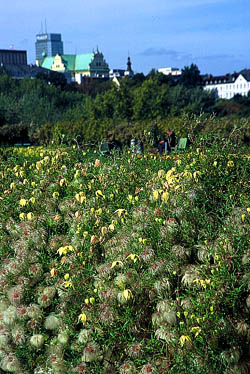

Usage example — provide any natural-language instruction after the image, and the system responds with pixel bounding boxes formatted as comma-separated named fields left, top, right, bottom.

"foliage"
left=0, top=138, right=249, bottom=373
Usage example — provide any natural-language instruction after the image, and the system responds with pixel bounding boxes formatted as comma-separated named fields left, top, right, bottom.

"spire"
left=127, top=56, right=132, bottom=72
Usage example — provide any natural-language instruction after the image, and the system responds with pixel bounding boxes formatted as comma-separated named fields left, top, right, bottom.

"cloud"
left=139, top=48, right=192, bottom=61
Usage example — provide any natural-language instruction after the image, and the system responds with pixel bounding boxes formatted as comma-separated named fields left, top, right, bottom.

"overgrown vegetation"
left=0, top=137, right=249, bottom=373
left=1, top=66, right=250, bottom=146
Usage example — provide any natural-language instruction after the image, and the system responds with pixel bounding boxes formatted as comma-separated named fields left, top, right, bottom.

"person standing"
left=166, top=129, right=176, bottom=152
left=158, top=129, right=176, bottom=155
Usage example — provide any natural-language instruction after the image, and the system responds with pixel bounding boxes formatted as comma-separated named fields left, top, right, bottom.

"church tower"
left=125, top=55, right=134, bottom=77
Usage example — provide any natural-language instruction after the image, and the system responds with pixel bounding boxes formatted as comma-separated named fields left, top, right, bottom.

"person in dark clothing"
left=166, top=129, right=176, bottom=151
left=158, top=129, right=176, bottom=155
left=107, top=133, right=122, bottom=152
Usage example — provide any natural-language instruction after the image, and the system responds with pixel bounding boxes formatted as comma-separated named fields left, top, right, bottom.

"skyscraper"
left=35, top=33, right=64, bottom=60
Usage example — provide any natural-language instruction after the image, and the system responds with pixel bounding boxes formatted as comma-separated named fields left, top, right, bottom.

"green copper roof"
left=75, top=53, right=94, bottom=71
left=61, top=55, right=76, bottom=71
left=39, top=52, right=109, bottom=73
left=40, top=57, right=54, bottom=70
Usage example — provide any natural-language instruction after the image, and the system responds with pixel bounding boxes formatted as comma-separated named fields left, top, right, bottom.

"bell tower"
left=125, top=55, right=134, bottom=77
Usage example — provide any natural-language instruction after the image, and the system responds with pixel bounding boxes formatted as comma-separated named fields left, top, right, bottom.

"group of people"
left=105, top=128, right=176, bottom=156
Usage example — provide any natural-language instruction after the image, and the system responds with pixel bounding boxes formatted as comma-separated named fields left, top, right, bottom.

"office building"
left=0, top=49, right=27, bottom=65
left=35, top=33, right=64, bottom=60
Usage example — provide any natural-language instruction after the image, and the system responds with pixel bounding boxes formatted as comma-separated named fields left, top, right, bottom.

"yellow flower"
left=59, top=178, right=66, bottom=187
left=109, top=223, right=115, bottom=231
left=191, top=327, right=201, bottom=337
left=101, top=226, right=108, bottom=236
left=19, top=212, right=26, bottom=220
left=247, top=208, right=250, bottom=213
left=162, top=192, right=169, bottom=202
left=85, top=298, right=89, bottom=305
left=64, top=281, right=73, bottom=288
left=127, top=253, right=139, bottom=263
left=111, top=260, right=123, bottom=269
left=27, top=212, right=34, bottom=221
left=74, top=170, right=81, bottom=178
left=122, top=289, right=132, bottom=300
left=227, top=160, right=234, bottom=167
left=50, top=268, right=57, bottom=277
left=75, top=211, right=80, bottom=218
left=89, top=297, right=95, bottom=304
left=57, top=246, right=68, bottom=256
left=53, top=192, right=59, bottom=199
left=117, top=289, right=133, bottom=304
left=36, top=161, right=41, bottom=170
left=19, top=198, right=27, bottom=207
left=95, top=190, right=103, bottom=197
left=29, top=197, right=36, bottom=204
left=179, top=335, right=191, bottom=347
left=95, top=208, right=103, bottom=215
left=241, top=214, right=246, bottom=222
left=76, top=192, right=86, bottom=203
left=115, top=208, right=126, bottom=217
left=153, top=190, right=159, bottom=200
left=64, top=273, right=70, bottom=280
left=128, top=195, right=133, bottom=201
left=158, top=170, right=165, bottom=178
left=78, top=313, right=87, bottom=324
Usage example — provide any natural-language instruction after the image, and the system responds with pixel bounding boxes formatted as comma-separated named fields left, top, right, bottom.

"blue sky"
left=0, top=0, right=249, bottom=75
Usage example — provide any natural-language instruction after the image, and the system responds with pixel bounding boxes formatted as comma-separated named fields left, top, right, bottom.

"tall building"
left=35, top=33, right=64, bottom=60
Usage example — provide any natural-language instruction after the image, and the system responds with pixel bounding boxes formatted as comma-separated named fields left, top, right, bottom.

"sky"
left=0, top=0, right=249, bottom=75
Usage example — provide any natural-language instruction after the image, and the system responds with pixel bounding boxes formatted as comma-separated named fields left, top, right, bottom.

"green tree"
left=179, top=63, right=203, bottom=88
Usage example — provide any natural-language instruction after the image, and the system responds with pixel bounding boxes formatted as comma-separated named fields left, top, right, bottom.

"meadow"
left=0, top=139, right=249, bottom=374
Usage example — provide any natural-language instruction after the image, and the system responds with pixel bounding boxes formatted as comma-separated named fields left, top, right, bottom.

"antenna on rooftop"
left=45, top=18, right=47, bottom=33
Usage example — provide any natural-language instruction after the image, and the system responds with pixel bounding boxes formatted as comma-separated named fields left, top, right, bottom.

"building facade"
left=35, top=33, right=64, bottom=60
left=0, top=48, right=49, bottom=79
left=37, top=50, right=109, bottom=83
left=204, top=70, right=250, bottom=99
left=0, top=49, right=27, bottom=65
left=158, top=67, right=182, bottom=76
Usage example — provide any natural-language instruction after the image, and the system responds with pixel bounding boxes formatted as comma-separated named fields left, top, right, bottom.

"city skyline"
left=0, top=0, right=249, bottom=75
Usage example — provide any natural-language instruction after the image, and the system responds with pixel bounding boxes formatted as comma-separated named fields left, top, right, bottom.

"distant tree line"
left=0, top=64, right=250, bottom=145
